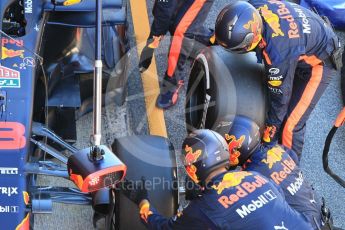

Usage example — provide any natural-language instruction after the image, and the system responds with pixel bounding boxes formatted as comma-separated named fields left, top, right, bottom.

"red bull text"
left=268, top=0, right=300, bottom=39
left=217, top=174, right=268, bottom=209
left=270, top=156, right=296, bottom=185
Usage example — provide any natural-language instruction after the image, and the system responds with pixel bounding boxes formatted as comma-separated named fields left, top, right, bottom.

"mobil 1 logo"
left=24, top=0, right=32, bottom=14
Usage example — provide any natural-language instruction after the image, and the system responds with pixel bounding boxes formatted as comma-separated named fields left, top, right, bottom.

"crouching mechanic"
left=214, top=1, right=342, bottom=157
left=215, top=115, right=340, bottom=230
left=121, top=129, right=313, bottom=229
left=139, top=0, right=215, bottom=109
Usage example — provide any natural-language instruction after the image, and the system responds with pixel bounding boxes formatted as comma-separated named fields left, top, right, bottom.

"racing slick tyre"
left=185, top=46, right=266, bottom=132
left=111, top=135, right=178, bottom=230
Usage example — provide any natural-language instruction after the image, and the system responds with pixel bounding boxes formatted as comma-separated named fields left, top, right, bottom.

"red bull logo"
left=212, top=171, right=252, bottom=194
left=263, top=125, right=276, bottom=143
left=2, top=47, right=25, bottom=59
left=271, top=156, right=296, bottom=185
left=243, top=12, right=262, bottom=51
left=261, top=146, right=285, bottom=169
left=23, top=192, right=30, bottom=205
left=258, top=5, right=284, bottom=38
left=15, top=213, right=29, bottom=230
left=268, top=0, right=300, bottom=39
left=184, top=145, right=202, bottom=183
left=218, top=174, right=268, bottom=208
left=225, top=134, right=245, bottom=166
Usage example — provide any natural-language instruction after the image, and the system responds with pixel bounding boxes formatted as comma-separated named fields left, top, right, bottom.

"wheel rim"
left=186, top=61, right=207, bottom=132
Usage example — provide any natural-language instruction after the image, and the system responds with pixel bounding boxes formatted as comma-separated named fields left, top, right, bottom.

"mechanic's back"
left=190, top=170, right=313, bottom=230
left=244, top=144, right=323, bottom=227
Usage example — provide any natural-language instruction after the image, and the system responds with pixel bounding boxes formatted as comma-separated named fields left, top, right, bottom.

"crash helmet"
left=215, top=1, right=263, bottom=53
left=182, top=129, right=229, bottom=186
left=215, top=115, right=261, bottom=167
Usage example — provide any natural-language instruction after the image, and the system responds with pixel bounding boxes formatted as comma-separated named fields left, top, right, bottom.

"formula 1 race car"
left=0, top=0, right=177, bottom=229
left=8, top=0, right=340, bottom=229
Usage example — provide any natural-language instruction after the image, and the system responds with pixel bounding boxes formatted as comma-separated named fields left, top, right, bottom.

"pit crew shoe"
left=156, top=78, right=184, bottom=109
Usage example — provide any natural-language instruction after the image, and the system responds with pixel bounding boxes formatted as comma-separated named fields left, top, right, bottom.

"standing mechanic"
left=214, top=0, right=342, bottom=157
left=121, top=129, right=313, bottom=229
left=139, top=0, right=214, bottom=109
left=215, top=115, right=342, bottom=230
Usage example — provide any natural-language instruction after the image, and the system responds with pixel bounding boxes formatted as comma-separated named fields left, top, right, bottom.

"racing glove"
left=121, top=177, right=148, bottom=205
left=139, top=35, right=163, bottom=73
left=262, top=124, right=278, bottom=147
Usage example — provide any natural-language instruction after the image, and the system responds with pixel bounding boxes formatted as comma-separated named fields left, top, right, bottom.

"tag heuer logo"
left=0, top=65, right=21, bottom=88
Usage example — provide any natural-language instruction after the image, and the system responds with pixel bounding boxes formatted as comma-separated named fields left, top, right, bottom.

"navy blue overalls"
left=249, top=0, right=338, bottom=157
left=140, top=170, right=313, bottom=229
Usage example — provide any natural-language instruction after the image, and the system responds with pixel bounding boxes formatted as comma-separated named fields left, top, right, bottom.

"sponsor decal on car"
left=0, top=122, right=26, bottom=149
left=0, top=167, right=18, bottom=175
left=0, top=205, right=19, bottom=213
left=0, top=66, right=21, bottom=88
left=0, top=187, right=18, bottom=197
left=13, top=57, right=36, bottom=70
left=236, top=189, right=277, bottom=218
left=2, top=47, right=25, bottom=60
left=23, top=192, right=30, bottom=205
left=1, top=38, right=24, bottom=47
left=15, top=213, right=30, bottom=230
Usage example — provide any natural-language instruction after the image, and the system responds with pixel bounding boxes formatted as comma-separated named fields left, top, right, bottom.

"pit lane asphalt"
left=35, top=0, right=345, bottom=229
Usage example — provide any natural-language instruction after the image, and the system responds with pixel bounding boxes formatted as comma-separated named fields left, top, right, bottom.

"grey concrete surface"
left=35, top=0, right=345, bottom=229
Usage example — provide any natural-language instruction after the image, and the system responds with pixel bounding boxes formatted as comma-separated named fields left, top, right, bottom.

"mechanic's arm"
left=121, top=178, right=212, bottom=229
left=263, top=59, right=298, bottom=145
left=139, top=199, right=212, bottom=230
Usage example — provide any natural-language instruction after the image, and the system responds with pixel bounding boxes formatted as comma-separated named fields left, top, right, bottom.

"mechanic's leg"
left=157, top=0, right=214, bottom=109
left=282, top=61, right=333, bottom=158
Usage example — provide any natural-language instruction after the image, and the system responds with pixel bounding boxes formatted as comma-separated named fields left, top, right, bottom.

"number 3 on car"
left=0, top=122, right=26, bottom=150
